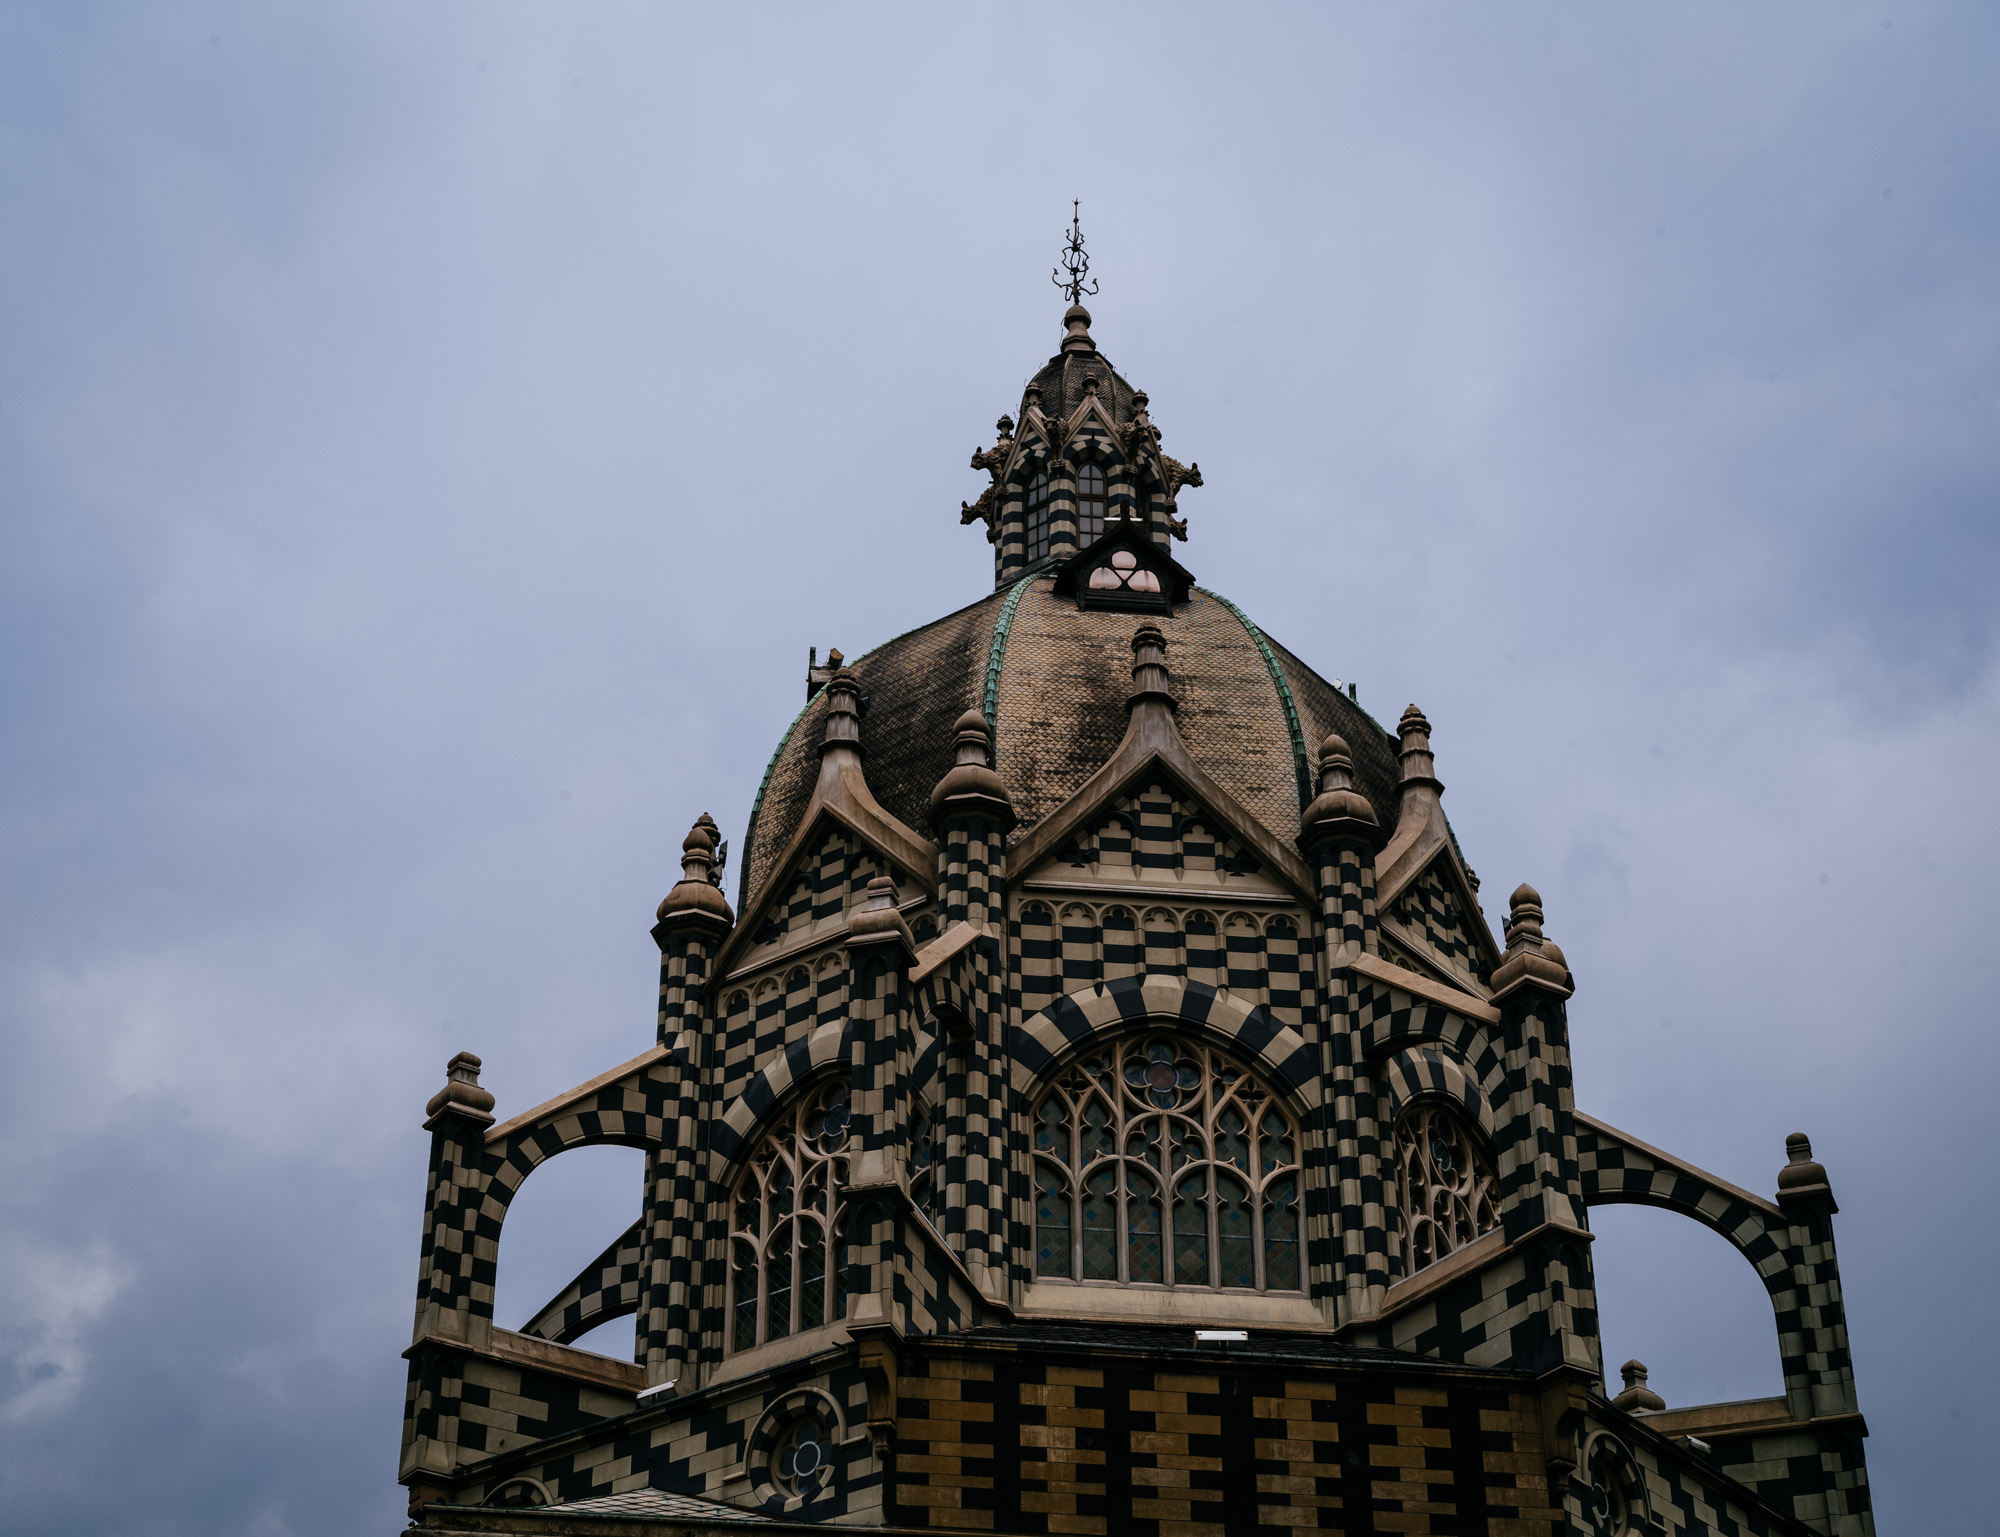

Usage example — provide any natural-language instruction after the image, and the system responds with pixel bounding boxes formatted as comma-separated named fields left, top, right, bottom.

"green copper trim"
left=737, top=687, right=822, bottom=913
left=981, top=573, right=1037, bottom=747
left=736, top=617, right=932, bottom=914
left=738, top=589, right=1031, bottom=915
left=1200, top=586, right=1313, bottom=811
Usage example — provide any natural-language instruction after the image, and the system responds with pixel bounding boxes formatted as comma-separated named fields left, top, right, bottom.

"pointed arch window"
left=1031, top=1035, right=1301, bottom=1293
left=1025, top=474, right=1052, bottom=562
left=1391, top=1102, right=1499, bottom=1275
left=1077, top=463, right=1107, bottom=542
left=729, top=1080, right=851, bottom=1352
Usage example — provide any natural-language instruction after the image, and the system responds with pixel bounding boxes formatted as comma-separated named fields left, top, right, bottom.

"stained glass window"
left=1030, top=1036, right=1303, bottom=1293
left=1391, top=1102, right=1499, bottom=1275
left=728, top=1079, right=851, bottom=1351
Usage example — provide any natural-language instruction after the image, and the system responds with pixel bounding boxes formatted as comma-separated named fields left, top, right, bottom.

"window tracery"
left=1031, top=1035, right=1301, bottom=1293
left=1391, top=1102, right=1499, bottom=1275
left=729, top=1080, right=851, bottom=1351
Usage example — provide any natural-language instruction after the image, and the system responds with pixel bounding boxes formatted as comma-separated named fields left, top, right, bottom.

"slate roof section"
left=545, top=1488, right=776, bottom=1522
left=739, top=590, right=1005, bottom=910
left=738, top=580, right=1404, bottom=917
left=1023, top=345, right=1140, bottom=426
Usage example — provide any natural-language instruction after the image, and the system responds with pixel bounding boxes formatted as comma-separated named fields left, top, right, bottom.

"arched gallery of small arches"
left=1012, top=901, right=1307, bottom=1024
left=1588, top=1202, right=1786, bottom=1409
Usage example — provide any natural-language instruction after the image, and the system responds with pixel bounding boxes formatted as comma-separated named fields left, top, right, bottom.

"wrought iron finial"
left=1052, top=200, right=1099, bottom=304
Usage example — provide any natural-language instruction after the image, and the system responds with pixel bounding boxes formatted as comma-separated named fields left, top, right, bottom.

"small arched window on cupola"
left=1025, top=473, right=1052, bottom=562
left=1077, top=463, right=1107, bottom=543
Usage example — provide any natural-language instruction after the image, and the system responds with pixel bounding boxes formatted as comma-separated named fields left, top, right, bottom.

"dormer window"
left=1026, top=474, right=1051, bottom=562
left=1088, top=548, right=1161, bottom=595
left=1077, top=463, right=1107, bottom=542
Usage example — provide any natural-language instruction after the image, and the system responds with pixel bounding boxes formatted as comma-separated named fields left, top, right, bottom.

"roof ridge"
left=980, top=573, right=1038, bottom=751
left=737, top=592, right=1007, bottom=912
left=1198, top=586, right=1312, bottom=811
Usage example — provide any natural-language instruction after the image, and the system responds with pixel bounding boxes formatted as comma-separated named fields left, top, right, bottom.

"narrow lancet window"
left=1077, top=463, right=1106, bottom=542
left=1025, top=473, right=1052, bottom=562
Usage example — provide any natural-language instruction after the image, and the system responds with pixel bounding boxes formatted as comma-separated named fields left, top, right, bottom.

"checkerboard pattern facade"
left=1384, top=857, right=1491, bottom=988
left=401, top=307, right=1872, bottom=1533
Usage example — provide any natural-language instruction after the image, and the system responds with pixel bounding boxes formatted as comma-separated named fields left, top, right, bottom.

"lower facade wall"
left=1708, top=1423, right=1872, bottom=1536
left=887, top=1345, right=1564, bottom=1536
left=413, top=1334, right=1835, bottom=1537
left=445, top=1351, right=886, bottom=1525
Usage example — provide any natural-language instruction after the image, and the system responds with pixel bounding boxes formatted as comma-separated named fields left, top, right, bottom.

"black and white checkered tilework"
left=524, top=1220, right=644, bottom=1346
left=454, top=1359, right=886, bottom=1521
left=1384, top=853, right=1491, bottom=986
left=404, top=736, right=1873, bottom=1531
left=1576, top=1119, right=1859, bottom=1425
left=1049, top=779, right=1262, bottom=882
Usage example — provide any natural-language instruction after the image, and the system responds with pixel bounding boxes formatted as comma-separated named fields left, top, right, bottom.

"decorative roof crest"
left=1053, top=200, right=1099, bottom=305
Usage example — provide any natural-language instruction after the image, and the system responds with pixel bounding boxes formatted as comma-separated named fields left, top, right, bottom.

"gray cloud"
left=2, top=3, right=1994, bottom=1532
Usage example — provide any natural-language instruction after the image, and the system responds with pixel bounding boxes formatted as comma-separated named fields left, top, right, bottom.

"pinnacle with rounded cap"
left=1061, top=303, right=1096, bottom=354
left=930, top=708, right=1016, bottom=830
left=1397, top=703, right=1441, bottom=790
left=424, top=1049, right=495, bottom=1127
left=1613, top=1360, right=1666, bottom=1414
left=655, top=810, right=734, bottom=934
left=847, top=872, right=916, bottom=953
left=1301, top=731, right=1381, bottom=849
left=1490, top=880, right=1572, bottom=997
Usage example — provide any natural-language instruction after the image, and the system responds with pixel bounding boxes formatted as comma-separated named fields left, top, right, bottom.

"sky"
left=1, top=3, right=1995, bottom=1533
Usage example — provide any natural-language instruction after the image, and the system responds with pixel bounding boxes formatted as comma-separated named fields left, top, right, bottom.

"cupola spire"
left=1052, top=199, right=1099, bottom=305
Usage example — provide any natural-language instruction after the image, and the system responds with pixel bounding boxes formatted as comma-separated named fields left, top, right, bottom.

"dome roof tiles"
left=737, top=580, right=1400, bottom=917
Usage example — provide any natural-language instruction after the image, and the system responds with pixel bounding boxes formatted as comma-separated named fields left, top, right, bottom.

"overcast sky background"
left=2, top=4, right=1995, bottom=1533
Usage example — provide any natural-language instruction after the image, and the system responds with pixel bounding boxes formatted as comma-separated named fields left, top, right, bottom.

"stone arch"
left=710, top=1018, right=853, bottom=1172
left=1009, top=974, right=1318, bottom=1109
left=1575, top=1119, right=1793, bottom=1299
left=448, top=1053, right=682, bottom=1325
left=1380, top=1043, right=1495, bottom=1145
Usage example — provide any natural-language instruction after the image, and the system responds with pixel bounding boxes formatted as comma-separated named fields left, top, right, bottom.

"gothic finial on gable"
left=1777, top=1131, right=1836, bottom=1210
left=821, top=669, right=865, bottom=758
left=1128, top=623, right=1175, bottom=713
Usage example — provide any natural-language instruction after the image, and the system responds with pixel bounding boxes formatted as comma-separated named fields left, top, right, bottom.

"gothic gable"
left=737, top=813, right=926, bottom=966
left=1381, top=852, right=1492, bottom=989
left=1030, top=773, right=1282, bottom=894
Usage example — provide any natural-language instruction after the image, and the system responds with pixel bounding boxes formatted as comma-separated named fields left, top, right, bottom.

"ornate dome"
left=1021, top=303, right=1145, bottom=425
left=737, top=577, right=1396, bottom=913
